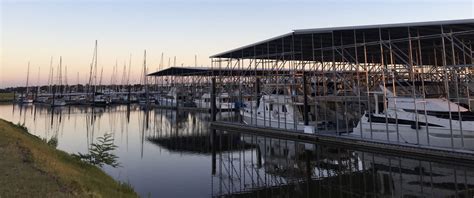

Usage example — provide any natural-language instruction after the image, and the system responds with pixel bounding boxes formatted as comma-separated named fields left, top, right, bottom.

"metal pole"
left=211, top=77, right=217, bottom=122
left=408, top=27, right=421, bottom=145
left=441, top=25, right=455, bottom=149
left=303, top=71, right=309, bottom=126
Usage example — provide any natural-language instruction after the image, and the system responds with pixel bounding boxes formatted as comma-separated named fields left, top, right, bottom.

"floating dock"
left=211, top=121, right=474, bottom=166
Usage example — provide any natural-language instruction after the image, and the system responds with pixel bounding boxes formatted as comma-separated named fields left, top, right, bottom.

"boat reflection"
left=147, top=110, right=254, bottom=154
left=4, top=104, right=474, bottom=197
left=213, top=134, right=474, bottom=197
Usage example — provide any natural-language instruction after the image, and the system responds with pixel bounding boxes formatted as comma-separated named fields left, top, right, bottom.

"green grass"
left=0, top=119, right=138, bottom=197
left=0, top=92, right=14, bottom=103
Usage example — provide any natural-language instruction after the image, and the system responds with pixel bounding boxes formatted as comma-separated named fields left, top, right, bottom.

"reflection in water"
left=2, top=104, right=474, bottom=197
left=147, top=112, right=254, bottom=154
left=1, top=104, right=244, bottom=197
left=212, top=135, right=474, bottom=197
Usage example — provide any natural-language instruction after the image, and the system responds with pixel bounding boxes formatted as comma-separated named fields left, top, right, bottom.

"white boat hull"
left=241, top=109, right=306, bottom=131
left=194, top=99, right=235, bottom=110
left=353, top=116, right=474, bottom=150
left=157, top=98, right=177, bottom=107
left=50, top=100, right=67, bottom=107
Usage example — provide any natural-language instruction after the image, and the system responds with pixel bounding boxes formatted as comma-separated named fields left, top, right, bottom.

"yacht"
left=65, top=95, right=87, bottom=105
left=353, top=85, right=474, bottom=150
left=122, top=94, right=138, bottom=103
left=17, top=95, right=34, bottom=104
left=34, top=95, right=49, bottom=104
left=194, top=93, right=235, bottom=110
left=138, top=94, right=156, bottom=106
left=240, top=94, right=320, bottom=131
left=92, top=94, right=109, bottom=107
left=47, top=97, right=66, bottom=107
left=156, top=88, right=179, bottom=107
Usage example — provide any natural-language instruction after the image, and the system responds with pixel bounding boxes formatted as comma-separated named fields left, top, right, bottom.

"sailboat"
left=35, top=57, right=54, bottom=104
left=138, top=50, right=155, bottom=106
left=352, top=84, right=474, bottom=150
left=18, top=62, right=34, bottom=104
left=48, top=57, right=66, bottom=107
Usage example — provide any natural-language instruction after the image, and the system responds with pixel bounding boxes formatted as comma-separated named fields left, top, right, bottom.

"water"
left=1, top=104, right=474, bottom=197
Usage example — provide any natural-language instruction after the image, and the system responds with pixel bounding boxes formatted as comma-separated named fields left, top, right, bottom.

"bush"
left=73, top=133, right=120, bottom=168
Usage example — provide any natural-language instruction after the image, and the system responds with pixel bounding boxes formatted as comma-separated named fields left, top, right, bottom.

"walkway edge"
left=211, top=121, right=474, bottom=167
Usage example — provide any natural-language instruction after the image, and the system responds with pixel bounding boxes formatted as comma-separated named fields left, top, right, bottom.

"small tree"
left=74, top=133, right=120, bottom=168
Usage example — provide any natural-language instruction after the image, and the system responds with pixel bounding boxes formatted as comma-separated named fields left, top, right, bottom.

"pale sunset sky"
left=1, top=0, right=473, bottom=88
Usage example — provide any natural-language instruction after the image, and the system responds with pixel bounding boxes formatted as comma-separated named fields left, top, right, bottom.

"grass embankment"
left=0, top=119, right=138, bottom=197
left=0, top=92, right=14, bottom=103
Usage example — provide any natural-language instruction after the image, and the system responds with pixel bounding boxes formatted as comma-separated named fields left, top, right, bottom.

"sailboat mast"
left=76, top=72, right=80, bottom=92
left=64, top=65, right=68, bottom=94
left=160, top=53, right=164, bottom=70
left=50, top=67, right=54, bottom=95
left=94, top=40, right=98, bottom=94
left=37, top=66, right=41, bottom=95
left=121, top=61, right=126, bottom=90
left=48, top=57, right=53, bottom=94
left=127, top=54, right=132, bottom=86
left=87, top=41, right=95, bottom=94
left=25, top=61, right=30, bottom=97
left=57, top=56, right=62, bottom=95
left=143, top=50, right=148, bottom=96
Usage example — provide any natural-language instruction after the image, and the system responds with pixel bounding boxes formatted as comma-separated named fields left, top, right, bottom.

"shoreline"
left=0, top=118, right=138, bottom=197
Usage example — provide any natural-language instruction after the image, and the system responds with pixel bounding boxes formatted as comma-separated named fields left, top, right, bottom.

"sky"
left=1, top=0, right=473, bottom=88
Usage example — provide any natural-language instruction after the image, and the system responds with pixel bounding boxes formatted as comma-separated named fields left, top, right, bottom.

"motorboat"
left=353, top=85, right=474, bottom=150
left=17, top=95, right=34, bottom=104
left=240, top=94, right=322, bottom=131
left=92, top=94, right=109, bottom=107
left=47, top=97, right=67, bottom=107
left=156, top=88, right=179, bottom=107
left=194, top=92, right=235, bottom=110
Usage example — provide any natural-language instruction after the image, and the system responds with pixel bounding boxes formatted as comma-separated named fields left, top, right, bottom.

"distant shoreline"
left=0, top=92, right=14, bottom=103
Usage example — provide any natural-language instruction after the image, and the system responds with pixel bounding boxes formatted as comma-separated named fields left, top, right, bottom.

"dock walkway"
left=211, top=121, right=474, bottom=166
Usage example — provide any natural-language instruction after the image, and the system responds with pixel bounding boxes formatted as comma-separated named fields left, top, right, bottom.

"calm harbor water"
left=1, top=104, right=474, bottom=197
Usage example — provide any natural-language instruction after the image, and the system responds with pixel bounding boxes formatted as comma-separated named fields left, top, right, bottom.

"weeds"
left=42, top=137, right=58, bottom=148
left=15, top=122, right=28, bottom=132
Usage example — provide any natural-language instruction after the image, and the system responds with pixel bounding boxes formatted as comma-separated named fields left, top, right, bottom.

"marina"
left=2, top=4, right=474, bottom=195
left=1, top=104, right=474, bottom=197
left=13, top=20, right=474, bottom=153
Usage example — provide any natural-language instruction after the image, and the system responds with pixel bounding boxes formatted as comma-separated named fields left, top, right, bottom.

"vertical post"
left=379, top=28, right=390, bottom=142
left=256, top=145, right=262, bottom=168
left=52, top=85, right=56, bottom=107
left=303, top=72, right=309, bottom=126
left=441, top=25, right=455, bottom=149
left=211, top=77, right=217, bottom=122
left=127, top=85, right=131, bottom=104
left=211, top=131, right=216, bottom=175
left=408, top=27, right=421, bottom=145
left=211, top=76, right=217, bottom=177
left=255, top=77, right=261, bottom=108
left=175, top=91, right=179, bottom=110
left=305, top=150, right=311, bottom=187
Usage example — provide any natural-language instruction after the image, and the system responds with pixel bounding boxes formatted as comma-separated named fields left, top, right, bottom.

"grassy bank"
left=0, top=92, right=14, bottom=103
left=0, top=119, right=138, bottom=197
